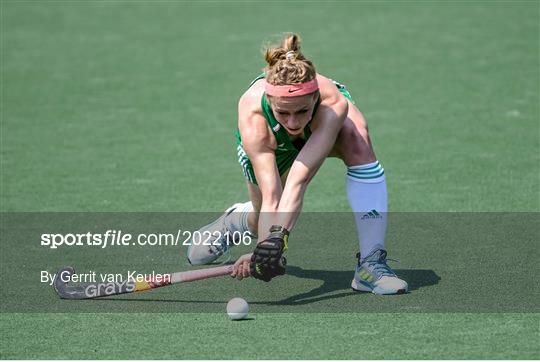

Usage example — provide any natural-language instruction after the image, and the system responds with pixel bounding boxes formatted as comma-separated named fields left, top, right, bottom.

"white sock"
left=346, top=161, right=388, bottom=261
left=224, top=201, right=254, bottom=234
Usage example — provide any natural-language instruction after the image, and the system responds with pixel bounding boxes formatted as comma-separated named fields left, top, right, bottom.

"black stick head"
left=53, top=266, right=78, bottom=299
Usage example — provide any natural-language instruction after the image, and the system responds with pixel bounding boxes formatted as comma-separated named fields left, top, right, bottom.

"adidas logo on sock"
left=360, top=209, right=382, bottom=220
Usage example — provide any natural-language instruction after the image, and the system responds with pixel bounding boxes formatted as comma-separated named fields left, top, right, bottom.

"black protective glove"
left=250, top=225, right=288, bottom=282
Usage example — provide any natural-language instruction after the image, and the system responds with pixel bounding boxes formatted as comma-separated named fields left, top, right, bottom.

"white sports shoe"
left=351, top=249, right=408, bottom=295
left=186, top=203, right=245, bottom=265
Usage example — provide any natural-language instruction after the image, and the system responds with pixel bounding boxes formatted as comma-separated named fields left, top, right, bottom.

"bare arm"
left=277, top=81, right=349, bottom=230
left=233, top=94, right=284, bottom=280
left=232, top=76, right=348, bottom=280
left=238, top=94, right=282, bottom=239
left=238, top=76, right=348, bottom=240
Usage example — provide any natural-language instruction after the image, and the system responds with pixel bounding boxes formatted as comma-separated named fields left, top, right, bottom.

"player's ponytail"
left=263, top=33, right=316, bottom=85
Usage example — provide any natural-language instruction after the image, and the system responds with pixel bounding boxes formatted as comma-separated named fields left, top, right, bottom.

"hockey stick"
left=53, top=265, right=233, bottom=300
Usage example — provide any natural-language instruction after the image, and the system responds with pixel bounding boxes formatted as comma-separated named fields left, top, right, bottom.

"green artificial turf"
left=1, top=313, right=539, bottom=359
left=1, top=0, right=538, bottom=359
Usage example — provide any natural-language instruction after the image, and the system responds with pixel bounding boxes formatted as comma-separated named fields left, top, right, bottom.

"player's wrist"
left=268, top=225, right=289, bottom=251
left=269, top=224, right=289, bottom=236
left=250, top=225, right=288, bottom=282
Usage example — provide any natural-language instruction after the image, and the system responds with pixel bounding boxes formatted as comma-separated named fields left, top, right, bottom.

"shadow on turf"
left=251, top=266, right=440, bottom=306
left=104, top=266, right=439, bottom=305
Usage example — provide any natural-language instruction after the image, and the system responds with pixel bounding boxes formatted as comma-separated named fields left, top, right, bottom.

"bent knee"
left=333, top=119, right=376, bottom=163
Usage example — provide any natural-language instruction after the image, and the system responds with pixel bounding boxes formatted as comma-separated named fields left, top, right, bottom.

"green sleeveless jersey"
left=235, top=73, right=353, bottom=184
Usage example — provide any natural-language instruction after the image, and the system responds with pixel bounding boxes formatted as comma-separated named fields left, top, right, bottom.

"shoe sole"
left=351, top=286, right=407, bottom=295
left=351, top=279, right=407, bottom=295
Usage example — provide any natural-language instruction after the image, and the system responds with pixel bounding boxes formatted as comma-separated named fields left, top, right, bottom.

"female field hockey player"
left=187, top=33, right=407, bottom=295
